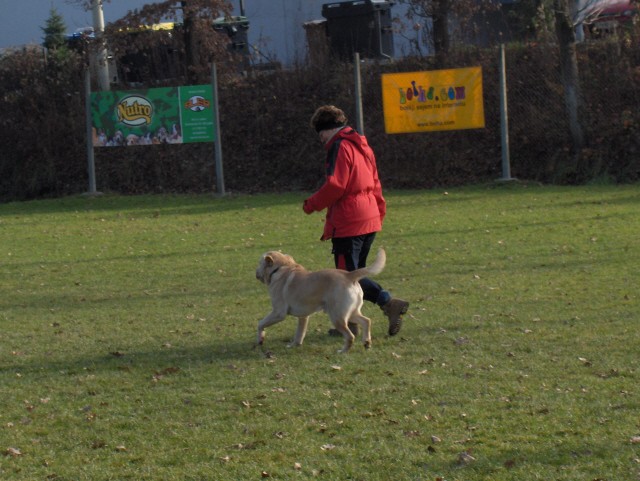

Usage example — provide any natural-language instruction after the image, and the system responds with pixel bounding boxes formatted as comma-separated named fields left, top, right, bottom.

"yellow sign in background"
left=381, top=67, right=485, bottom=134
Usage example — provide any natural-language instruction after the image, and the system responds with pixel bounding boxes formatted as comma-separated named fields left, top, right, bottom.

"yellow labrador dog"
left=255, top=249, right=386, bottom=353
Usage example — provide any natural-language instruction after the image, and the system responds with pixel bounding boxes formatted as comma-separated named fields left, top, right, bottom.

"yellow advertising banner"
left=381, top=67, right=485, bottom=134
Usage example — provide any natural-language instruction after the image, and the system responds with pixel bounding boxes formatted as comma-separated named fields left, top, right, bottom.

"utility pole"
left=92, top=0, right=110, bottom=91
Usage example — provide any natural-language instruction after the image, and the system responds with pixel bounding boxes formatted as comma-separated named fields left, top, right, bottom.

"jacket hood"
left=326, top=127, right=369, bottom=151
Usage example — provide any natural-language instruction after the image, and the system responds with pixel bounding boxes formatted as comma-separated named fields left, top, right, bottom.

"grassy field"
left=0, top=184, right=638, bottom=481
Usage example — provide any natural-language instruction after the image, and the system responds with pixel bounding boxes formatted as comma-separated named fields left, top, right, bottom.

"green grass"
left=0, top=184, right=638, bottom=481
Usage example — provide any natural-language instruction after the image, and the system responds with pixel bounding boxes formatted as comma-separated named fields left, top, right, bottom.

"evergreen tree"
left=42, top=7, right=67, bottom=50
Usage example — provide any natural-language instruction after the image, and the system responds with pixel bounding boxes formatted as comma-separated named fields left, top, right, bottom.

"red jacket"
left=304, top=127, right=386, bottom=240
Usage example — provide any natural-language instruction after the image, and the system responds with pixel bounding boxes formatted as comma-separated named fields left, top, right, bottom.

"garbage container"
left=213, top=16, right=250, bottom=72
left=213, top=16, right=250, bottom=62
left=322, top=0, right=395, bottom=60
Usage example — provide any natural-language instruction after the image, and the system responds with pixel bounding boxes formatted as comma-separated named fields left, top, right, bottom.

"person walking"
left=302, top=105, right=409, bottom=336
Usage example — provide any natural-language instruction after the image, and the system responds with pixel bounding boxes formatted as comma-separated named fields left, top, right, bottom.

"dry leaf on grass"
left=458, top=451, right=476, bottom=464
left=5, top=447, right=22, bottom=457
left=152, top=366, right=181, bottom=382
left=578, top=357, right=592, bottom=366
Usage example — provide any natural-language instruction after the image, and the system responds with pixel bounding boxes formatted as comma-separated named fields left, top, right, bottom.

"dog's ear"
left=264, top=255, right=274, bottom=267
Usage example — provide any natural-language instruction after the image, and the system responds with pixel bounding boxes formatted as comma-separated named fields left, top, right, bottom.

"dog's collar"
left=267, top=266, right=280, bottom=284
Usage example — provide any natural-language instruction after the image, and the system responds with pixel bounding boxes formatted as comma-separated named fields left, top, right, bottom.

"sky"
left=0, top=0, right=343, bottom=64
left=0, top=0, right=149, bottom=48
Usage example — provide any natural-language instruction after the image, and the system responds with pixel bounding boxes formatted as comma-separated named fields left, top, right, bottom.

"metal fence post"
left=499, top=43, right=514, bottom=181
left=212, top=62, right=225, bottom=196
left=85, top=69, right=98, bottom=194
left=354, top=52, right=364, bottom=135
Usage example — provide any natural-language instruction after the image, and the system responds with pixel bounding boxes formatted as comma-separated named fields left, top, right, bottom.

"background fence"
left=1, top=35, right=639, bottom=201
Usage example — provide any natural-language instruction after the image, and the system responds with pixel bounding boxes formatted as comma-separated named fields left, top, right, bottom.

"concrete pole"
left=92, top=0, right=110, bottom=91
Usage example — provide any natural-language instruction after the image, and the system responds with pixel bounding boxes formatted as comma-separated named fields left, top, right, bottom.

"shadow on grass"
left=0, top=247, right=243, bottom=271
left=2, top=317, right=390, bottom=379
left=390, top=185, right=640, bottom=210
left=1, top=337, right=270, bottom=379
left=0, top=191, right=306, bottom=216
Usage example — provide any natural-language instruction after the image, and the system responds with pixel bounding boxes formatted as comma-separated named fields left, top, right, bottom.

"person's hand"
left=303, top=200, right=313, bottom=214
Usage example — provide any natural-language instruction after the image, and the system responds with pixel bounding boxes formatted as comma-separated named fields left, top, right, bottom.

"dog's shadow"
left=3, top=338, right=279, bottom=379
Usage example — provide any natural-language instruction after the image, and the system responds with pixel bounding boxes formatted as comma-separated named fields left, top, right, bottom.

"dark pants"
left=331, top=233, right=390, bottom=306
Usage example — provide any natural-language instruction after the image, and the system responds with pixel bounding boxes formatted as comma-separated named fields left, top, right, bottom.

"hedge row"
left=1, top=38, right=638, bottom=201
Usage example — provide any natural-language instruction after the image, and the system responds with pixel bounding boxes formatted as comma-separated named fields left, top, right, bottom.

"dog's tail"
left=346, top=248, right=386, bottom=282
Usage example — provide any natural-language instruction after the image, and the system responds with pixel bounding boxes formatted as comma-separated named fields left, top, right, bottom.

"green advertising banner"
left=91, top=84, right=215, bottom=147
